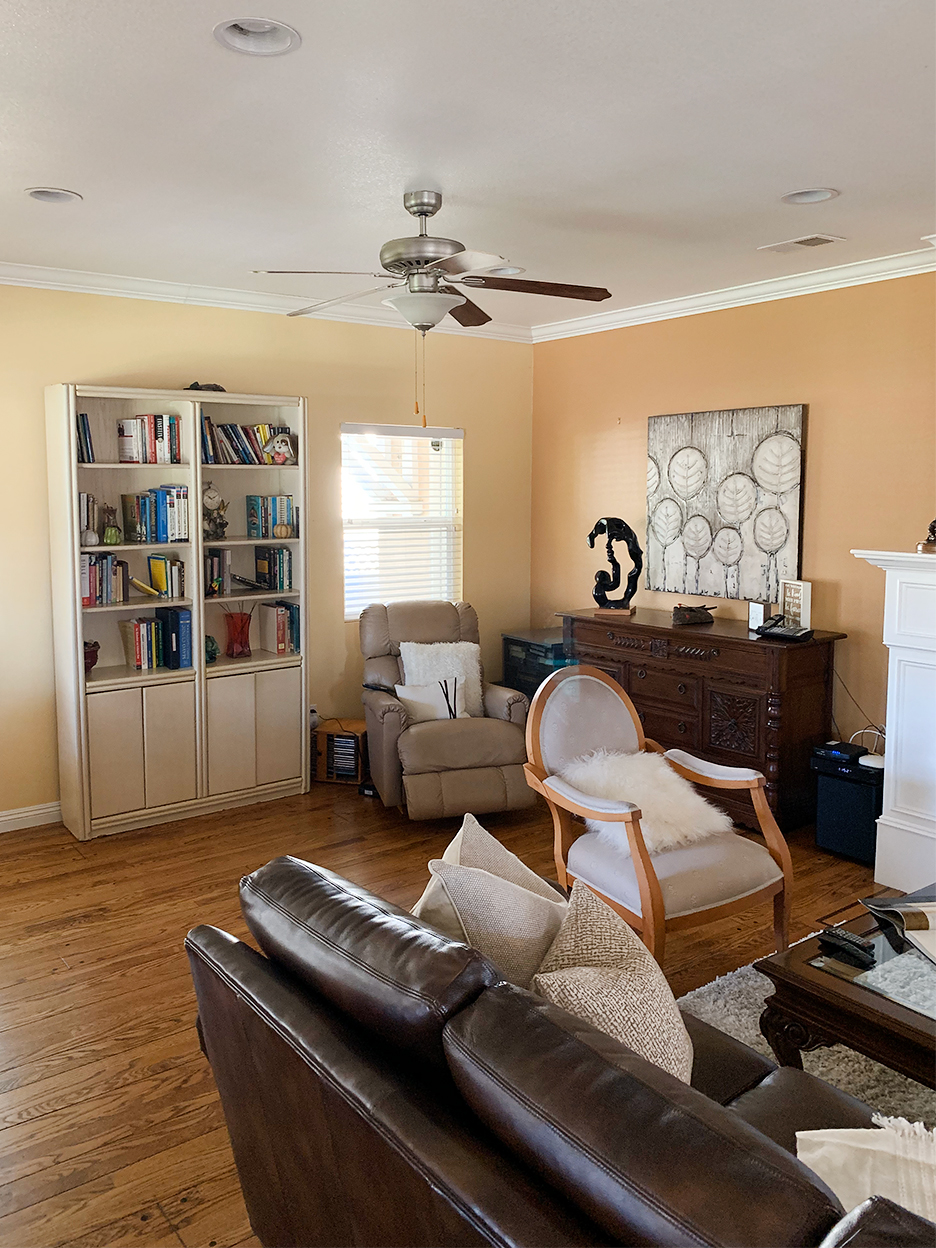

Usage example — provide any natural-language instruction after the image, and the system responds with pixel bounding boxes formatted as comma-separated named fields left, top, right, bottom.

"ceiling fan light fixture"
left=483, top=264, right=525, bottom=276
left=383, top=290, right=465, bottom=332
left=213, top=18, right=301, bottom=55
left=781, top=188, right=840, bottom=205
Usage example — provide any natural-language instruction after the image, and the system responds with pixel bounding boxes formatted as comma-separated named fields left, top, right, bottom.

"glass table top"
left=809, top=926, right=936, bottom=1023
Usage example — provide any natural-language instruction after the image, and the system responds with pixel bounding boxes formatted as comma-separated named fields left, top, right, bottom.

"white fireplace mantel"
left=852, top=549, right=936, bottom=890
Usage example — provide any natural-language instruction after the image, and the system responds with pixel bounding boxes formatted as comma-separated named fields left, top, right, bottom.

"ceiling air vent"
left=758, top=234, right=846, bottom=255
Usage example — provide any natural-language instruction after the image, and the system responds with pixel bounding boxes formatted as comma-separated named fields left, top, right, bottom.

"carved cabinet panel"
left=562, top=609, right=845, bottom=832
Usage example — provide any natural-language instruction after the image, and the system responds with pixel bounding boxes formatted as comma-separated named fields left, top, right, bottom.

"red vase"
left=224, top=612, right=252, bottom=658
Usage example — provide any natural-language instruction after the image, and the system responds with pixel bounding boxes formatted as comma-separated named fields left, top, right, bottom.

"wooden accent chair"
left=523, top=666, right=793, bottom=964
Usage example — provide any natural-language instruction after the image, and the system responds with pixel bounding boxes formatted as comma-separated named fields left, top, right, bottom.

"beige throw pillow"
left=411, top=813, right=568, bottom=987
left=532, top=880, right=694, bottom=1083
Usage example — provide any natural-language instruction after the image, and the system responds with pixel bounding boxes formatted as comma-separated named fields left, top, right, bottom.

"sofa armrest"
left=483, top=683, right=528, bottom=726
left=361, top=688, right=409, bottom=808
left=818, top=1196, right=936, bottom=1248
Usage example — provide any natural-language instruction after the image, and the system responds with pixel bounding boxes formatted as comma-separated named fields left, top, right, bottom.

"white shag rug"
left=678, top=963, right=936, bottom=1127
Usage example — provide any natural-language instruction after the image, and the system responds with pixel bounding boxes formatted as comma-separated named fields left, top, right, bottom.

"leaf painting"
left=682, top=514, right=713, bottom=559
left=752, top=434, right=801, bottom=496
left=668, top=446, right=707, bottom=499
left=753, top=507, right=788, bottom=554
left=646, top=404, right=803, bottom=600
left=716, top=473, right=757, bottom=524
left=650, top=497, right=682, bottom=546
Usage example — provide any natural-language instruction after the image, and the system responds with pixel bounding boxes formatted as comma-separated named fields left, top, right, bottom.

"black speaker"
left=811, top=751, right=884, bottom=866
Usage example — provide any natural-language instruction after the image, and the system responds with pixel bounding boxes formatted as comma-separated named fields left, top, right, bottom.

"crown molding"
left=0, top=260, right=532, bottom=343
left=530, top=248, right=936, bottom=342
left=0, top=247, right=932, bottom=346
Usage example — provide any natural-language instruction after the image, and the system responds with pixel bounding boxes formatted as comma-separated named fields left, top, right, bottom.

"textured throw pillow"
left=394, top=681, right=468, bottom=723
left=532, top=880, right=694, bottom=1082
left=797, top=1116, right=936, bottom=1222
left=399, top=641, right=484, bottom=717
left=559, top=749, right=733, bottom=856
left=411, top=813, right=567, bottom=986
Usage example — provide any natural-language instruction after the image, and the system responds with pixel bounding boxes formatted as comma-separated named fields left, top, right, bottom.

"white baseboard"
left=0, top=802, right=63, bottom=834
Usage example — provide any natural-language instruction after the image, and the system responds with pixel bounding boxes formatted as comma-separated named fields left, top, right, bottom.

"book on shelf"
left=246, top=494, right=297, bottom=538
left=129, top=576, right=161, bottom=598
left=259, top=601, right=300, bottom=655
left=116, top=609, right=192, bottom=672
left=79, top=492, right=100, bottom=539
left=76, top=413, right=95, bottom=463
left=201, top=418, right=295, bottom=465
left=81, top=553, right=130, bottom=606
left=204, top=548, right=232, bottom=596
left=254, top=545, right=293, bottom=591
left=147, top=555, right=185, bottom=599
left=120, top=486, right=188, bottom=543
left=116, top=415, right=181, bottom=464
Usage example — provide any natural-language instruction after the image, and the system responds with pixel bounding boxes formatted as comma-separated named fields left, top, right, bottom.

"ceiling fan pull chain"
left=421, top=332, right=427, bottom=427
left=414, top=329, right=420, bottom=419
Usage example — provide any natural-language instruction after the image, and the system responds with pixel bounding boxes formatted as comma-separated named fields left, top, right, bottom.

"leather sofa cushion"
left=681, top=1011, right=776, bottom=1103
left=240, top=857, right=499, bottom=1066
left=567, top=830, right=783, bottom=918
left=728, top=1067, right=875, bottom=1154
left=399, top=717, right=526, bottom=774
left=403, top=765, right=535, bottom=820
left=363, top=653, right=402, bottom=691
left=360, top=600, right=479, bottom=658
left=444, top=982, right=844, bottom=1248
left=817, top=1196, right=936, bottom=1248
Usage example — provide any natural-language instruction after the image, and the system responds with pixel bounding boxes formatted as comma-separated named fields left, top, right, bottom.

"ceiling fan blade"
left=460, top=276, right=612, bottom=301
left=254, top=269, right=390, bottom=277
left=440, top=286, right=492, bottom=327
left=429, top=249, right=507, bottom=276
left=286, top=283, right=402, bottom=318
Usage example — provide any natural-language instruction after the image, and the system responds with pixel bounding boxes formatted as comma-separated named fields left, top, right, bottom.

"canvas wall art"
left=646, top=405, right=804, bottom=602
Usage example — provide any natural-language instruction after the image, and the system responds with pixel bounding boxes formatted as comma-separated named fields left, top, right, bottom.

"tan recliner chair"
left=360, top=601, right=535, bottom=820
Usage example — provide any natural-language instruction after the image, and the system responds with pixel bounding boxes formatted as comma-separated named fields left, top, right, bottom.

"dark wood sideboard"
left=559, top=609, right=846, bottom=832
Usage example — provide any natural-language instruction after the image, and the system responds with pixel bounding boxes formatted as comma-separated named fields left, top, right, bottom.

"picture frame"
left=778, top=579, right=811, bottom=628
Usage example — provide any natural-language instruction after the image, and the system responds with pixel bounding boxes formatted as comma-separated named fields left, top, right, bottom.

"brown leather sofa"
left=359, top=600, right=534, bottom=819
left=186, top=856, right=935, bottom=1248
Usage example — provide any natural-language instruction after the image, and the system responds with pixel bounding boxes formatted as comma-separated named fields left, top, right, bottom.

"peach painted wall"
left=531, top=273, right=936, bottom=739
left=0, top=285, right=532, bottom=814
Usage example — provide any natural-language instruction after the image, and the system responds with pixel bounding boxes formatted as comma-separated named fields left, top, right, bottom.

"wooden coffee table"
left=755, top=913, right=936, bottom=1088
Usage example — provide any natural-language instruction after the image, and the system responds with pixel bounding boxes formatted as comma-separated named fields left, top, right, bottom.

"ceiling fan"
left=254, top=190, right=612, bottom=332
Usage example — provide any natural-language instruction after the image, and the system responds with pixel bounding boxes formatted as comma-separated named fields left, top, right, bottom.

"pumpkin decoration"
left=272, top=523, right=292, bottom=539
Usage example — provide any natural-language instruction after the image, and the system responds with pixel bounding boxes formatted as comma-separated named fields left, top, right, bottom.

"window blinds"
left=341, top=424, right=464, bottom=619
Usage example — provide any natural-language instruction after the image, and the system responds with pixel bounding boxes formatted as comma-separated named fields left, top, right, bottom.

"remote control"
left=817, top=928, right=876, bottom=969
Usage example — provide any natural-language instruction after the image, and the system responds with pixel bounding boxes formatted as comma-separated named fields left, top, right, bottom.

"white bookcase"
left=46, top=385, right=309, bottom=840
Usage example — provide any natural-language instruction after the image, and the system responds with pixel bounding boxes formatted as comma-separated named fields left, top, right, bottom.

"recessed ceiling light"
left=781, top=188, right=840, bottom=205
left=213, top=18, right=301, bottom=55
left=26, top=187, right=83, bottom=203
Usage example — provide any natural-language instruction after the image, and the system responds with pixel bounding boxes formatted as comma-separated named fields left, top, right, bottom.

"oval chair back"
left=526, top=666, right=645, bottom=778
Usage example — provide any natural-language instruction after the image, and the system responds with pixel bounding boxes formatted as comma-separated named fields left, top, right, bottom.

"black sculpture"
left=587, top=517, right=643, bottom=610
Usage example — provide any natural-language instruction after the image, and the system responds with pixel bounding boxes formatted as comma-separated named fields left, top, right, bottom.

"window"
left=341, top=423, right=463, bottom=619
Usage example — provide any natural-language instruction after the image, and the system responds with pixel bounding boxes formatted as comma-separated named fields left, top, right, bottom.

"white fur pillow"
left=399, top=641, right=483, bottom=717
left=558, top=749, right=733, bottom=857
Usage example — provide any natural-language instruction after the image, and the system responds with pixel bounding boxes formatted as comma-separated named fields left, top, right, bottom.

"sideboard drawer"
left=634, top=704, right=700, bottom=749
left=627, top=665, right=700, bottom=709
left=570, top=619, right=770, bottom=682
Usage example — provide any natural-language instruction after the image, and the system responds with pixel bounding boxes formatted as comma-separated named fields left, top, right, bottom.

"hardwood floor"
left=0, top=787, right=873, bottom=1247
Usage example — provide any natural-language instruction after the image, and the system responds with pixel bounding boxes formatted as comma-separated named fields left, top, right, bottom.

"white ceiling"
left=1, top=0, right=934, bottom=332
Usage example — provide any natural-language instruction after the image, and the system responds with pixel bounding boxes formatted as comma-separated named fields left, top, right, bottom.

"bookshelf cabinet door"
left=256, top=667, right=302, bottom=784
left=143, top=683, right=197, bottom=807
left=207, top=673, right=257, bottom=794
left=87, top=689, right=145, bottom=818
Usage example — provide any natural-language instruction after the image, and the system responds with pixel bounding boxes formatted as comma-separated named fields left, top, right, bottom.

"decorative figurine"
left=917, top=518, right=936, bottom=554
left=83, top=640, right=100, bottom=673
left=672, top=603, right=717, bottom=626
left=272, top=522, right=292, bottom=538
left=262, top=432, right=298, bottom=465
left=184, top=382, right=226, bottom=392
left=205, top=634, right=220, bottom=664
left=102, top=505, right=122, bottom=546
left=587, top=517, right=643, bottom=614
left=81, top=528, right=100, bottom=547
left=202, top=481, right=229, bottom=541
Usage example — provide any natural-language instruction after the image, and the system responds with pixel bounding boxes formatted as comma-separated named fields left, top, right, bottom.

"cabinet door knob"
left=678, top=683, right=687, bottom=695
left=636, top=669, right=646, bottom=680
left=678, top=722, right=687, bottom=734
